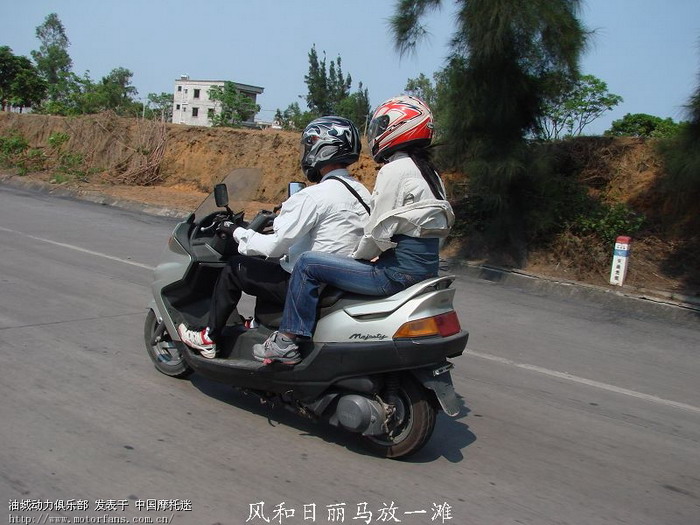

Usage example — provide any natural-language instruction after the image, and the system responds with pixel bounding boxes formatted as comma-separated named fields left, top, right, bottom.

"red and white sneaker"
left=243, top=317, right=259, bottom=329
left=177, top=324, right=216, bottom=358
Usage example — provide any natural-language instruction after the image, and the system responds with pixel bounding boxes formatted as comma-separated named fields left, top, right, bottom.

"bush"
left=450, top=137, right=648, bottom=272
left=0, top=129, right=93, bottom=181
left=570, top=202, right=645, bottom=245
left=0, top=132, right=29, bottom=167
left=48, top=131, right=70, bottom=151
left=657, top=128, right=700, bottom=218
left=606, top=113, right=683, bottom=139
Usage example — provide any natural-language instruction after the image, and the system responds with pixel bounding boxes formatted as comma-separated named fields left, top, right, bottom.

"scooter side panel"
left=313, top=288, right=457, bottom=343
left=182, top=329, right=468, bottom=401
left=341, top=275, right=455, bottom=317
left=150, top=229, right=192, bottom=339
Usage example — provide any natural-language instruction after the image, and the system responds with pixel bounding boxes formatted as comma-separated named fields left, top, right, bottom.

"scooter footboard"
left=411, top=364, right=461, bottom=417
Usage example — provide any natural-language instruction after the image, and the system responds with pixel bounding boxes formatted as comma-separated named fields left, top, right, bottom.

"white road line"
left=465, top=348, right=700, bottom=415
left=0, top=226, right=155, bottom=270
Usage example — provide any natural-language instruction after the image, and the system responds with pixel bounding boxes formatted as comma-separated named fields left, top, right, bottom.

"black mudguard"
left=411, top=365, right=461, bottom=417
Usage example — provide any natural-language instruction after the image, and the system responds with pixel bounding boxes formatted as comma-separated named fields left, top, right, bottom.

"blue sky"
left=2, top=0, right=699, bottom=134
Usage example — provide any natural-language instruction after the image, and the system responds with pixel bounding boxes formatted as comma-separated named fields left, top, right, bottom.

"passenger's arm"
left=351, top=169, right=401, bottom=260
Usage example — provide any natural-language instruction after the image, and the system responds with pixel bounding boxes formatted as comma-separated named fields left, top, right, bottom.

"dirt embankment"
left=0, top=112, right=380, bottom=210
left=522, top=137, right=689, bottom=292
left=0, top=112, right=697, bottom=301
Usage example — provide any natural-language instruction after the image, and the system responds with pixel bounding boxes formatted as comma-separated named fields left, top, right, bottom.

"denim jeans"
left=279, top=251, right=430, bottom=337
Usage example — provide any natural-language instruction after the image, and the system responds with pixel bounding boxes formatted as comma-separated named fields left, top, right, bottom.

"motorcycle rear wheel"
left=144, top=309, right=193, bottom=378
left=362, top=375, right=436, bottom=459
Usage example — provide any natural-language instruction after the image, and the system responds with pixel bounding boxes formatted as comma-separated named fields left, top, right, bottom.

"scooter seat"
left=318, top=285, right=347, bottom=308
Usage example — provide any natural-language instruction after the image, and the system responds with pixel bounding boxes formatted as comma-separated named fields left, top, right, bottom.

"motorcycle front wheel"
left=362, top=374, right=436, bottom=459
left=143, top=309, right=193, bottom=378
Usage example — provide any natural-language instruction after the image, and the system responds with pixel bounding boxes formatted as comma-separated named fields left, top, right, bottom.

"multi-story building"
left=172, top=75, right=264, bottom=127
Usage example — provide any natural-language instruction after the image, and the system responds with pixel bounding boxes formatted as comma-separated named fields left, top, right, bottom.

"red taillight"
left=393, top=311, right=461, bottom=339
left=434, top=311, right=461, bottom=337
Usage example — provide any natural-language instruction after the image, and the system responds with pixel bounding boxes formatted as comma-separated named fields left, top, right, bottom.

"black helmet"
left=300, top=116, right=361, bottom=182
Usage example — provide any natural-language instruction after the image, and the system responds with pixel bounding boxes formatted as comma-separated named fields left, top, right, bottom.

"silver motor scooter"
left=144, top=168, right=468, bottom=458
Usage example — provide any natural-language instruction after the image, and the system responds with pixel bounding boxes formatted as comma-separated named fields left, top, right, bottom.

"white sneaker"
left=253, top=331, right=301, bottom=365
left=177, top=324, right=216, bottom=358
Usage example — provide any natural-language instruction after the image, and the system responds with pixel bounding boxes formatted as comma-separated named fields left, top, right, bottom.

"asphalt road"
left=1, top=183, right=699, bottom=525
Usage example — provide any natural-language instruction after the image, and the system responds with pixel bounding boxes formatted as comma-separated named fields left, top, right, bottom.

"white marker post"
left=610, top=236, right=632, bottom=286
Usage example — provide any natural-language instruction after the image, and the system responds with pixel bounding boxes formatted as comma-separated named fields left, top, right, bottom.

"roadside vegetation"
left=1, top=4, right=698, bottom=292
left=390, top=0, right=698, bottom=290
left=274, top=44, right=372, bottom=131
left=0, top=130, right=93, bottom=182
left=0, top=14, right=169, bottom=119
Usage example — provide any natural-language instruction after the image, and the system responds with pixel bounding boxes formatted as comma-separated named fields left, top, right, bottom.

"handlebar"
left=197, top=210, right=245, bottom=235
left=246, top=210, right=275, bottom=232
left=200, top=221, right=219, bottom=233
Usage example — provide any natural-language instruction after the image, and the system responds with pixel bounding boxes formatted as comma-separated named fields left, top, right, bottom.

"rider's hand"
left=233, top=227, right=246, bottom=243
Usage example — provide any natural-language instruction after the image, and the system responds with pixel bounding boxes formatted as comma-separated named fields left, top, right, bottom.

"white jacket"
left=352, top=152, right=454, bottom=261
left=234, top=169, right=370, bottom=272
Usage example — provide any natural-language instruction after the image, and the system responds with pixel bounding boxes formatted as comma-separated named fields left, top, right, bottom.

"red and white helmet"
left=367, top=95, right=434, bottom=162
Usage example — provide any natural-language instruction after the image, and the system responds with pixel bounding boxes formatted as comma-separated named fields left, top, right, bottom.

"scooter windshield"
left=192, top=167, right=263, bottom=223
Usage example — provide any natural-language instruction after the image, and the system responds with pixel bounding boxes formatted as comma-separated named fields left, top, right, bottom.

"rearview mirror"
left=214, top=184, right=229, bottom=208
left=288, top=182, right=306, bottom=197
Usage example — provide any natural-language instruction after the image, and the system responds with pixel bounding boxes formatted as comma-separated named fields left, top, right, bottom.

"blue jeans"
left=280, top=252, right=431, bottom=337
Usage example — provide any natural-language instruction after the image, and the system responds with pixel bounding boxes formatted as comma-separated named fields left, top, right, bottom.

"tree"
left=304, top=45, right=330, bottom=115
left=8, top=57, right=47, bottom=111
left=274, top=102, right=316, bottom=130
left=26, top=13, right=145, bottom=117
left=0, top=46, right=21, bottom=109
left=147, top=92, right=174, bottom=122
left=404, top=71, right=451, bottom=141
left=35, top=67, right=141, bottom=116
left=58, top=68, right=139, bottom=116
left=335, top=83, right=372, bottom=132
left=31, top=13, right=73, bottom=103
left=208, top=82, right=260, bottom=127
left=658, top=61, right=700, bottom=216
left=36, top=71, right=83, bottom=115
left=606, top=113, right=682, bottom=139
left=537, top=74, right=623, bottom=140
left=0, top=46, right=46, bottom=111
left=404, top=73, right=437, bottom=109
left=278, top=46, right=370, bottom=131
left=97, top=67, right=139, bottom=113
left=328, top=55, right=352, bottom=110
left=304, top=44, right=353, bottom=116
left=391, top=1, right=588, bottom=263
left=391, top=0, right=587, bottom=160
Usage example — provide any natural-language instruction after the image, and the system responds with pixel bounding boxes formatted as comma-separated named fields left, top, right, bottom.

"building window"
left=192, top=107, right=199, bottom=117
left=177, top=86, right=182, bottom=92
left=207, top=108, right=215, bottom=118
left=193, top=89, right=200, bottom=98
left=176, top=104, right=180, bottom=110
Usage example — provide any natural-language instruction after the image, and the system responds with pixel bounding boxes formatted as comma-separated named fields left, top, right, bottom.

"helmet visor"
left=367, top=115, right=389, bottom=145
left=300, top=134, right=317, bottom=166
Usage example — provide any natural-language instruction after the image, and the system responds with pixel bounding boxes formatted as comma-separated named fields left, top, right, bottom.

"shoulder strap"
left=327, top=176, right=371, bottom=215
